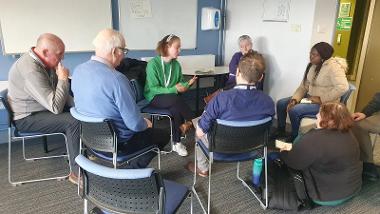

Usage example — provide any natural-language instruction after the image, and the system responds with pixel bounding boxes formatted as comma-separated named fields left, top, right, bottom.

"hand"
left=309, top=96, right=322, bottom=104
left=188, top=76, right=198, bottom=86
left=286, top=99, right=298, bottom=112
left=196, top=126, right=205, bottom=138
left=351, top=112, right=366, bottom=121
left=144, top=118, right=152, bottom=128
left=56, top=62, right=69, bottom=80
left=175, top=83, right=188, bottom=93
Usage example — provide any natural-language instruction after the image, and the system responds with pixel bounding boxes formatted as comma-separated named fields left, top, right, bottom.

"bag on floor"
left=262, top=159, right=313, bottom=211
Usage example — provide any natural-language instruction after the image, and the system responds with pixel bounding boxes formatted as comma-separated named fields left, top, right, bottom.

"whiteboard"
left=0, top=0, right=112, bottom=55
left=119, top=0, right=197, bottom=50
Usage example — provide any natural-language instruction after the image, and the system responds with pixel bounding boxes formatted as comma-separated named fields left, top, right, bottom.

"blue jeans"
left=276, top=97, right=320, bottom=138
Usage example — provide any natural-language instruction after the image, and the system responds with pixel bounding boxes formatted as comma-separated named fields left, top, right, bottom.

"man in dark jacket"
left=352, top=92, right=380, bottom=181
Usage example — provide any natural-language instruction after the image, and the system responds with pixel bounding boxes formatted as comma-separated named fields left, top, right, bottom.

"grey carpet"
left=0, top=120, right=379, bottom=214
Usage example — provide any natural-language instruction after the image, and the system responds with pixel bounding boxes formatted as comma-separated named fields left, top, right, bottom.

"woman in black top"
left=281, top=102, right=362, bottom=206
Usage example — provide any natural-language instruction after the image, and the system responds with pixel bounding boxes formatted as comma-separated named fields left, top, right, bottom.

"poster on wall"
left=262, top=0, right=291, bottom=22
left=129, top=0, right=152, bottom=18
left=339, top=3, right=351, bottom=17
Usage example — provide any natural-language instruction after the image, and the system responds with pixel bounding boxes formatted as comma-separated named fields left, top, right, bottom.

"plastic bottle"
left=252, top=158, right=263, bottom=187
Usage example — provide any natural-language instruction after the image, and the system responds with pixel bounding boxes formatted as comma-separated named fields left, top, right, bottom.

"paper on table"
left=195, top=69, right=214, bottom=74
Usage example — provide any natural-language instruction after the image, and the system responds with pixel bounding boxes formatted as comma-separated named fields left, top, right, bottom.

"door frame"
left=350, top=0, right=377, bottom=112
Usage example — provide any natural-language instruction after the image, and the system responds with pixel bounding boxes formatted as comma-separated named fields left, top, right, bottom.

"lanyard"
left=234, top=84, right=256, bottom=90
left=161, top=58, right=172, bottom=88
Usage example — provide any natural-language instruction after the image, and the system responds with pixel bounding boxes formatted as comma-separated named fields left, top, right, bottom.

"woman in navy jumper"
left=203, top=35, right=265, bottom=104
left=227, top=35, right=265, bottom=90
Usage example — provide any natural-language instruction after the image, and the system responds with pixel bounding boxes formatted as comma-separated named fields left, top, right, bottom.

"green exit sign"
left=336, top=17, right=353, bottom=31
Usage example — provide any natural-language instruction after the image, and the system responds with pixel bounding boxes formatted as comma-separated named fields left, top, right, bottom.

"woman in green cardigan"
left=144, top=34, right=197, bottom=157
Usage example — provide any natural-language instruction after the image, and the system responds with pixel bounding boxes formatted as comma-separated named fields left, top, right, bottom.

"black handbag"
left=262, top=159, right=313, bottom=211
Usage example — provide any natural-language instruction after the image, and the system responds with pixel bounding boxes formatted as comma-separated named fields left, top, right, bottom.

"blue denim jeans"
left=276, top=97, right=320, bottom=138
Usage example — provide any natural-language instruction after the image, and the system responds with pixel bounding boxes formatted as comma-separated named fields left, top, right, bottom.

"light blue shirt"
left=72, top=56, right=147, bottom=142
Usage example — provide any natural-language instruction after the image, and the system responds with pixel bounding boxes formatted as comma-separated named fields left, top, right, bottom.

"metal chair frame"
left=192, top=118, right=271, bottom=213
left=0, top=89, right=70, bottom=186
left=130, top=79, right=175, bottom=154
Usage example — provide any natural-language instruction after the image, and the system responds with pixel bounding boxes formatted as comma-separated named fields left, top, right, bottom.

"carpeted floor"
left=0, top=120, right=379, bottom=214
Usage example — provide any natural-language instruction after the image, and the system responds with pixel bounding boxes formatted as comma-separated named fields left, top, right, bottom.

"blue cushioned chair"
left=70, top=108, right=161, bottom=170
left=130, top=79, right=175, bottom=154
left=340, top=83, right=356, bottom=105
left=75, top=154, right=192, bottom=214
left=0, top=89, right=70, bottom=186
left=192, top=117, right=272, bottom=213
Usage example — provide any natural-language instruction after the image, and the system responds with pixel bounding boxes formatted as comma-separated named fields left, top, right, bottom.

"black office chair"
left=192, top=117, right=272, bottom=213
left=0, top=89, right=70, bottom=186
left=70, top=107, right=161, bottom=170
left=130, top=79, right=175, bottom=154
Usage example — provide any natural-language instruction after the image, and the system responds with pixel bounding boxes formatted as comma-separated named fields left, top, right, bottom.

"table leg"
left=195, top=78, right=200, bottom=115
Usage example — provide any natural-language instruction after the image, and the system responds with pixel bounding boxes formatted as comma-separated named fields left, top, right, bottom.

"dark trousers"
left=150, top=94, right=194, bottom=142
left=120, top=128, right=169, bottom=168
left=14, top=111, right=80, bottom=174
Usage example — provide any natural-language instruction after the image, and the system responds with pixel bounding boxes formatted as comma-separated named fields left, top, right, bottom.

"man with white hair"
left=8, top=33, right=80, bottom=184
left=72, top=29, right=168, bottom=168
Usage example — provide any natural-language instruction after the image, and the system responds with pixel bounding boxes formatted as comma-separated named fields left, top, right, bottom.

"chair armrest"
left=75, top=155, right=153, bottom=179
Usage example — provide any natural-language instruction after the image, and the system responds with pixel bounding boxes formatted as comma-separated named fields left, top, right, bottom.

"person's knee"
left=277, top=97, right=290, bottom=113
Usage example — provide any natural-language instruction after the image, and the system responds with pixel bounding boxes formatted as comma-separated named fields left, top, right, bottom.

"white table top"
left=182, top=66, right=229, bottom=76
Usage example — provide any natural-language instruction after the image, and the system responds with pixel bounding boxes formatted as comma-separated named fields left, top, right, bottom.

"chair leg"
left=22, top=134, right=68, bottom=161
left=190, top=191, right=193, bottom=214
left=236, top=147, right=268, bottom=209
left=191, top=143, right=207, bottom=214
left=207, top=161, right=212, bottom=214
left=84, top=199, right=88, bottom=214
left=9, top=133, right=70, bottom=186
left=159, top=115, right=174, bottom=154
left=43, top=136, right=48, bottom=153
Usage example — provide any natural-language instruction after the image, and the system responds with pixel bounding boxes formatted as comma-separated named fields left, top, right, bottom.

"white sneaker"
left=173, top=143, right=188, bottom=157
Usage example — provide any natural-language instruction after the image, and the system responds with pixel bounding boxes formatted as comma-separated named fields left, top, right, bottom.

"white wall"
left=225, top=0, right=337, bottom=102
left=310, top=0, right=339, bottom=45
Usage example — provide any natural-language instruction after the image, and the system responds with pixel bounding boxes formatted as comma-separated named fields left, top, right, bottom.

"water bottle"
left=252, top=158, right=263, bottom=187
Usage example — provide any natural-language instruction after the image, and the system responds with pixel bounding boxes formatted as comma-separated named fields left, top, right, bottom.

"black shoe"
left=284, top=136, right=295, bottom=143
left=90, top=207, right=105, bottom=214
left=270, top=128, right=287, bottom=140
left=363, top=162, right=380, bottom=181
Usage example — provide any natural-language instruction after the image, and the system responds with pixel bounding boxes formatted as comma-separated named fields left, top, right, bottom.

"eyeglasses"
left=117, top=47, right=129, bottom=55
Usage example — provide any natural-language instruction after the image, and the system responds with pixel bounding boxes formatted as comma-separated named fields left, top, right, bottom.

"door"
left=356, top=0, right=380, bottom=111
left=332, top=0, right=369, bottom=80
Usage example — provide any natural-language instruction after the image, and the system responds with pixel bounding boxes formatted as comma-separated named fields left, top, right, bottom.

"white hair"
left=92, top=29, right=125, bottom=54
left=238, top=35, right=252, bottom=45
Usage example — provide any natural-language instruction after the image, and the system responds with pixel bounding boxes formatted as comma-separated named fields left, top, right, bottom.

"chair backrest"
left=130, top=79, right=145, bottom=102
left=340, top=83, right=356, bottom=105
left=70, top=108, right=116, bottom=153
left=75, top=154, right=163, bottom=214
left=0, top=89, right=14, bottom=128
left=81, top=121, right=116, bottom=153
left=208, top=117, right=272, bottom=154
